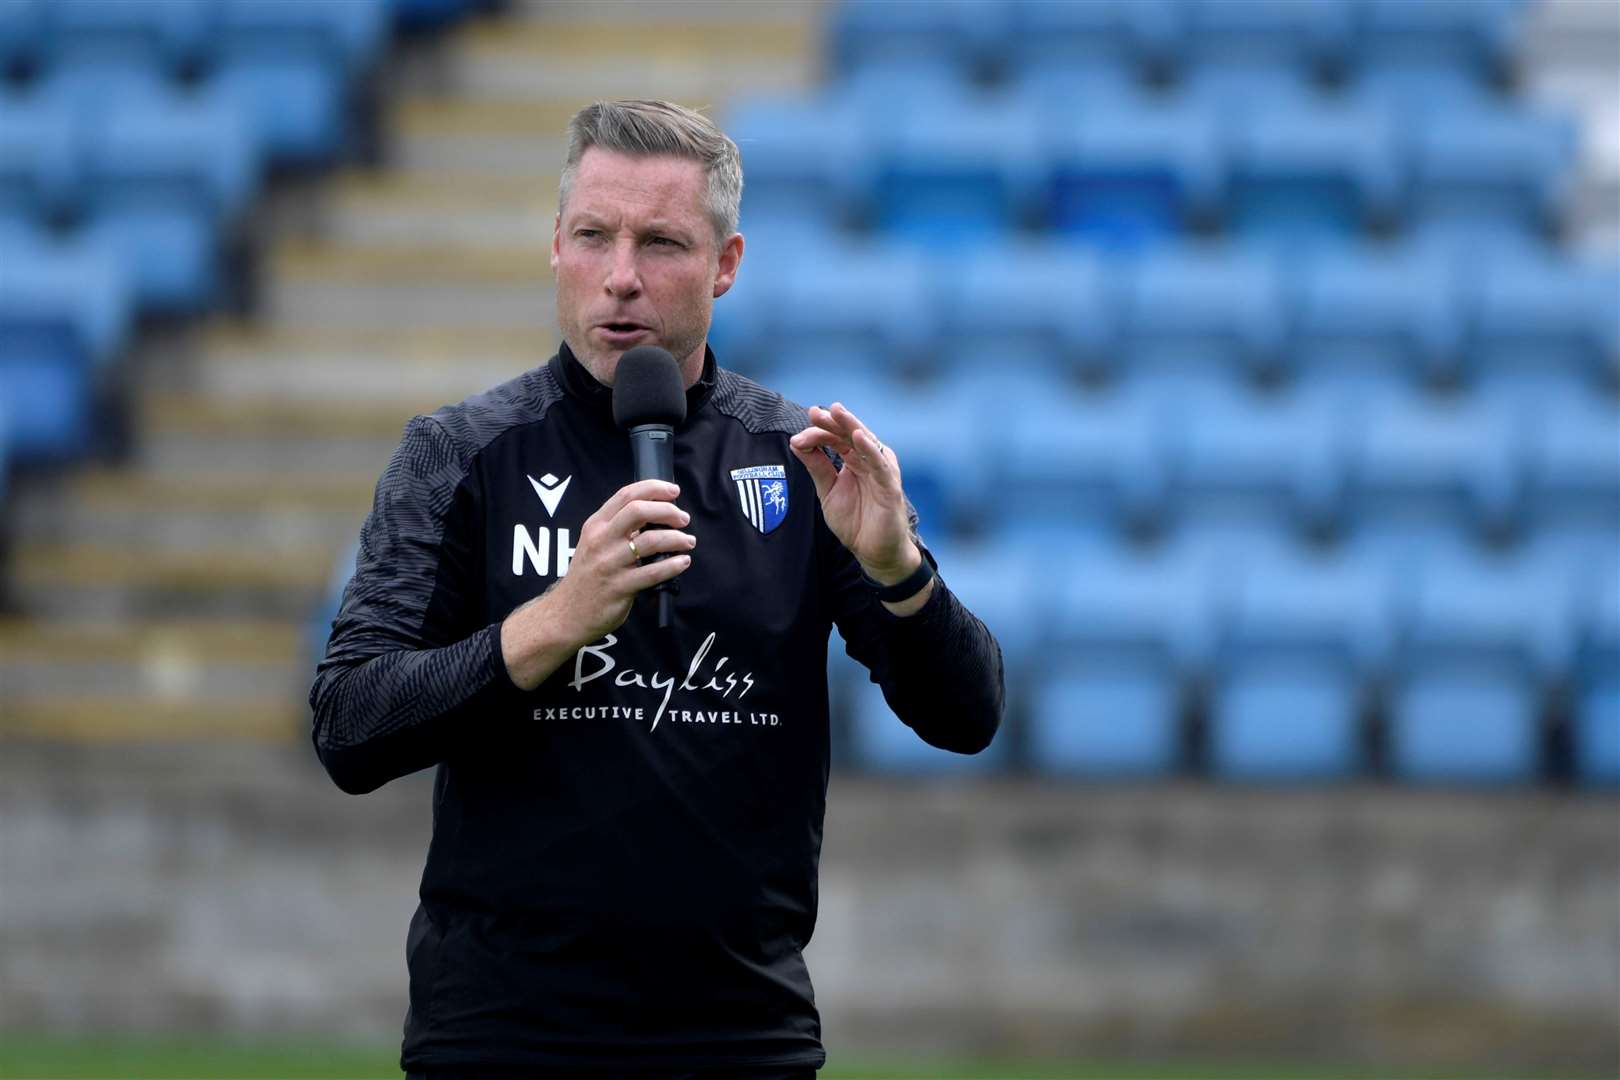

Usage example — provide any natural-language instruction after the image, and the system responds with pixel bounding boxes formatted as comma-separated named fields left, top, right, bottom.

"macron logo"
left=527, top=472, right=572, bottom=518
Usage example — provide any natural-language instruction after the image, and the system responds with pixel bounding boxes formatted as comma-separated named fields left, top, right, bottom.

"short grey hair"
left=559, top=99, right=743, bottom=245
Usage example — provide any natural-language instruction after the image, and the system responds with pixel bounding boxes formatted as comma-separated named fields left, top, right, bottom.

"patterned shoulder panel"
left=711, top=368, right=811, bottom=437
left=424, top=362, right=565, bottom=460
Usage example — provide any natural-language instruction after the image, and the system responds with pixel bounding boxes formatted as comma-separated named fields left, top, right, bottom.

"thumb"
left=790, top=439, right=837, bottom=502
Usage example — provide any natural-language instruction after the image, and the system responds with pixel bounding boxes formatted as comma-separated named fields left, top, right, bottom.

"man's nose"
left=604, top=240, right=641, bottom=297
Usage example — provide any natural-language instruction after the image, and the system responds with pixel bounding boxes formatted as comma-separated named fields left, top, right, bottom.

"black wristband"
left=861, top=555, right=935, bottom=604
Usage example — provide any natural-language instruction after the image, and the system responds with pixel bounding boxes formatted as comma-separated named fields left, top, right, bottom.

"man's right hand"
left=500, top=479, right=695, bottom=691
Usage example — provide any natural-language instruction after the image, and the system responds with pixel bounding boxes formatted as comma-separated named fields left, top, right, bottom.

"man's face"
left=552, top=148, right=743, bottom=387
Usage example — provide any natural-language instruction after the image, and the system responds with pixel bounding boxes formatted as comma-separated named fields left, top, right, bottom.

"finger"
left=626, top=552, right=692, bottom=591
left=789, top=431, right=838, bottom=500
left=607, top=498, right=690, bottom=538
left=807, top=405, right=853, bottom=440
left=595, top=480, right=680, bottom=525
left=791, top=426, right=854, bottom=458
left=851, top=426, right=902, bottom=493
left=627, top=528, right=697, bottom=561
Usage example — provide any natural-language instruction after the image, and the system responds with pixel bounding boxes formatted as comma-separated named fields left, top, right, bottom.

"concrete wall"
left=1, top=742, right=1615, bottom=1075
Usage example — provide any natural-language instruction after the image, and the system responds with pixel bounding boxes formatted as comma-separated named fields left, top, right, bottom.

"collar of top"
left=553, top=341, right=718, bottom=430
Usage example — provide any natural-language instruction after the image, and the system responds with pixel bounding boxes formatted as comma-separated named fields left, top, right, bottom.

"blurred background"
left=0, top=0, right=1617, bottom=1076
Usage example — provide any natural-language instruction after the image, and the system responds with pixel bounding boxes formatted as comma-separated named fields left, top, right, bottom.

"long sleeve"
left=822, top=512, right=1005, bottom=755
left=309, top=415, right=518, bottom=795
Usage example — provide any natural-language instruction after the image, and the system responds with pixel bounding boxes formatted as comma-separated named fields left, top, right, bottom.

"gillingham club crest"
left=730, top=464, right=789, bottom=535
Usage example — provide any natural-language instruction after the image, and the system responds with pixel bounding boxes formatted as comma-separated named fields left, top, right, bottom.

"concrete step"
left=438, top=19, right=815, bottom=101
left=0, top=695, right=306, bottom=741
left=134, top=395, right=422, bottom=477
left=189, top=324, right=552, bottom=405
left=9, top=469, right=372, bottom=554
left=266, top=242, right=554, bottom=328
left=10, top=543, right=331, bottom=621
left=317, top=172, right=559, bottom=249
left=0, top=618, right=307, bottom=709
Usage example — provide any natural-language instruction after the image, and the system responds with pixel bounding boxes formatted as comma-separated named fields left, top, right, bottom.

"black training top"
left=310, top=344, right=1004, bottom=1073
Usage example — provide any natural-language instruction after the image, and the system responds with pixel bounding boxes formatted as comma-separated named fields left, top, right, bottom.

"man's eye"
left=649, top=236, right=680, bottom=247
left=576, top=229, right=602, bottom=240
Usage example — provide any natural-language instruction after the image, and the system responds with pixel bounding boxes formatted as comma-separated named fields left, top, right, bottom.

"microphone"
left=612, top=346, right=687, bottom=630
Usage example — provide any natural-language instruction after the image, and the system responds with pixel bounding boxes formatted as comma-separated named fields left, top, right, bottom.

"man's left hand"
left=789, top=402, right=924, bottom=590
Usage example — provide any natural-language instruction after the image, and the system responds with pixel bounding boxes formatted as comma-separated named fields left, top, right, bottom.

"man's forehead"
left=567, top=149, right=707, bottom=215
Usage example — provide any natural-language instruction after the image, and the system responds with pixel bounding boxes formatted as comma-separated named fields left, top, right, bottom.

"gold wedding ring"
left=627, top=536, right=641, bottom=562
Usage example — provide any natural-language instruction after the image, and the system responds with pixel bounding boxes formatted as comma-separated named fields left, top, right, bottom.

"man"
left=311, top=99, right=1003, bottom=1078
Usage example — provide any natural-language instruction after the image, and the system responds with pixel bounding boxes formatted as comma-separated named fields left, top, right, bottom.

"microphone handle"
left=627, top=424, right=677, bottom=629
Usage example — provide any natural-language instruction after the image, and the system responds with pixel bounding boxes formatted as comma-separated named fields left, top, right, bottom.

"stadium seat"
left=1050, top=540, right=1219, bottom=678
left=995, top=380, right=1174, bottom=537
left=728, top=96, right=866, bottom=232
left=79, top=93, right=261, bottom=311
left=1210, top=660, right=1362, bottom=780
left=1180, top=0, right=1352, bottom=94
left=0, top=237, right=131, bottom=461
left=1349, top=0, right=1523, bottom=97
left=212, top=0, right=387, bottom=165
left=1290, top=245, right=1463, bottom=387
left=1522, top=392, right=1620, bottom=532
left=1008, top=0, right=1181, bottom=83
left=1351, top=391, right=1526, bottom=540
left=0, top=94, right=78, bottom=225
left=869, top=93, right=1043, bottom=246
left=827, top=0, right=1005, bottom=83
left=1030, top=655, right=1181, bottom=777
left=1469, top=251, right=1620, bottom=389
left=1119, top=246, right=1286, bottom=381
left=1044, top=95, right=1223, bottom=249
left=765, top=240, right=935, bottom=363
left=46, top=0, right=213, bottom=78
left=1405, top=105, right=1576, bottom=242
left=934, top=242, right=1114, bottom=377
left=1389, top=662, right=1541, bottom=783
left=1176, top=382, right=1351, bottom=537
left=1227, top=98, right=1399, bottom=246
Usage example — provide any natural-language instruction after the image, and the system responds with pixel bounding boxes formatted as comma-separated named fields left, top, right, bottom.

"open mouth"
left=600, top=322, right=648, bottom=334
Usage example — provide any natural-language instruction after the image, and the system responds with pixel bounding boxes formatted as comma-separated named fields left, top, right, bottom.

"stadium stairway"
left=0, top=0, right=819, bottom=742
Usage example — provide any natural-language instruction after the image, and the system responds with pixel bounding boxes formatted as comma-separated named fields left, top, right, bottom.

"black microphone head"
left=612, top=345, right=687, bottom=429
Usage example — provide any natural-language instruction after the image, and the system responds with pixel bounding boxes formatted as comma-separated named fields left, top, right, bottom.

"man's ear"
left=550, top=212, right=561, bottom=272
left=713, top=232, right=744, bottom=299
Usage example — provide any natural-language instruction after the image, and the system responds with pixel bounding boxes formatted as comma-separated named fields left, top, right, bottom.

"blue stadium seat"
left=212, top=0, right=386, bottom=165
left=1349, top=0, right=1522, bottom=100
left=1227, top=98, right=1399, bottom=247
left=767, top=240, right=935, bottom=362
left=870, top=93, right=1042, bottom=246
left=0, top=236, right=131, bottom=461
left=1120, top=246, right=1286, bottom=380
left=0, top=0, right=45, bottom=76
left=1406, top=106, right=1575, bottom=243
left=1522, top=392, right=1620, bottom=532
left=1208, top=545, right=1392, bottom=780
left=1290, top=245, right=1463, bottom=387
left=1031, top=656, right=1181, bottom=777
left=995, top=379, right=1174, bottom=537
left=1388, top=663, right=1540, bottom=783
left=828, top=0, right=1006, bottom=83
left=935, top=242, right=1114, bottom=376
left=1181, top=0, right=1352, bottom=92
left=1176, top=382, right=1351, bottom=537
left=1009, top=0, right=1181, bottom=82
left=79, top=93, right=261, bottom=311
left=1027, top=541, right=1218, bottom=776
left=1470, top=251, right=1620, bottom=389
left=0, top=93, right=78, bottom=225
left=46, top=0, right=213, bottom=77
left=1044, top=96, right=1222, bottom=249
left=728, top=95, right=865, bottom=232
left=1351, top=392, right=1526, bottom=540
